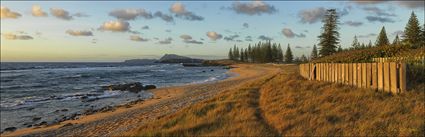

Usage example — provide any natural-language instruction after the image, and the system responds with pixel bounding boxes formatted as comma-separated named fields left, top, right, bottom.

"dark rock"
left=210, top=69, right=214, bottom=71
left=3, top=127, right=17, bottom=132
left=143, top=85, right=156, bottom=90
left=32, top=117, right=42, bottom=121
left=61, top=109, right=69, bottom=112
left=102, top=82, right=144, bottom=92
left=80, top=96, right=88, bottom=99
left=202, top=71, right=206, bottom=72
left=61, top=123, right=73, bottom=128
left=34, top=121, right=47, bottom=126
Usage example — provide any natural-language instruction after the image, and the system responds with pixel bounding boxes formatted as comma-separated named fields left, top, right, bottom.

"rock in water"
left=102, top=82, right=144, bottom=92
left=3, top=127, right=17, bottom=132
left=143, top=85, right=156, bottom=90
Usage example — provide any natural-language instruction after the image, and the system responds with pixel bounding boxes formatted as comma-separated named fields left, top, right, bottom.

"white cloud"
left=1, top=6, right=22, bottom=19
left=99, top=20, right=130, bottom=32
left=170, top=2, right=204, bottom=21
left=298, top=7, right=326, bottom=24
left=66, top=30, right=93, bottom=36
left=2, top=32, right=33, bottom=40
left=130, top=35, right=149, bottom=42
left=32, top=5, right=47, bottom=17
left=50, top=8, right=73, bottom=20
left=206, top=31, right=222, bottom=40
left=230, top=1, right=277, bottom=15
left=109, top=9, right=152, bottom=20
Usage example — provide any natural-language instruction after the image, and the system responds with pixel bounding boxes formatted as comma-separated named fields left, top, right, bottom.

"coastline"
left=2, top=64, right=280, bottom=136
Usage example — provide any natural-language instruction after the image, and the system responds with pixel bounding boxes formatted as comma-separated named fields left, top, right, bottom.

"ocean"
left=0, top=62, right=230, bottom=131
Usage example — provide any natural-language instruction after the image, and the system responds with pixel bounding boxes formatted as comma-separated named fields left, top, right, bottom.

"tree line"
left=228, top=10, right=424, bottom=63
left=312, top=10, right=425, bottom=60
left=228, top=41, right=301, bottom=63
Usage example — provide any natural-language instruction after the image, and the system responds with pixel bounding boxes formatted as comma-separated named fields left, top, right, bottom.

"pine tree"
left=240, top=49, right=245, bottom=61
left=351, top=35, right=360, bottom=49
left=285, top=44, right=293, bottom=63
left=300, top=54, right=307, bottom=62
left=337, top=45, right=343, bottom=52
left=277, top=44, right=283, bottom=62
left=233, top=45, right=240, bottom=61
left=421, top=24, right=425, bottom=47
left=228, top=48, right=233, bottom=60
left=318, top=9, right=340, bottom=56
left=368, top=40, right=373, bottom=48
left=392, top=35, right=401, bottom=46
left=244, top=48, right=249, bottom=62
left=403, top=11, right=422, bottom=47
left=311, top=44, right=318, bottom=59
left=247, top=44, right=252, bottom=62
left=375, top=26, right=390, bottom=47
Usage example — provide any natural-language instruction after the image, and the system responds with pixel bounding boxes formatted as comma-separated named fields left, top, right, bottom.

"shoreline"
left=2, top=64, right=277, bottom=136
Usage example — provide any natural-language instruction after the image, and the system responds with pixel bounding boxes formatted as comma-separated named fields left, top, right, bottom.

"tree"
left=392, top=34, right=401, bottom=46
left=420, top=23, right=425, bottom=47
left=403, top=11, right=422, bottom=47
left=240, top=49, right=245, bottom=61
left=285, top=44, right=293, bottom=63
left=337, top=45, right=343, bottom=52
left=277, top=44, right=283, bottom=62
left=233, top=45, right=240, bottom=61
left=311, top=44, right=318, bottom=59
left=368, top=40, right=373, bottom=48
left=300, top=54, right=308, bottom=62
left=318, top=9, right=340, bottom=56
left=375, top=26, right=390, bottom=47
left=351, top=35, right=360, bottom=49
left=228, top=48, right=233, bottom=60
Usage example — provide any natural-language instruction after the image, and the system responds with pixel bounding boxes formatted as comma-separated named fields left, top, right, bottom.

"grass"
left=129, top=64, right=425, bottom=136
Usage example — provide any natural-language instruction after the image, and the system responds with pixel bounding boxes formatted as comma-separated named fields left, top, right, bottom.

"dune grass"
left=130, top=64, right=424, bottom=136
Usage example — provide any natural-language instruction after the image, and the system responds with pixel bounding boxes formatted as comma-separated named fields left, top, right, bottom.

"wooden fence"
left=299, top=63, right=407, bottom=94
left=373, top=57, right=425, bottom=63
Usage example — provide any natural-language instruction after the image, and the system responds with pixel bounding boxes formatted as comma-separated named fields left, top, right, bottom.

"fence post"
left=362, top=63, right=367, bottom=88
left=378, top=63, right=384, bottom=91
left=371, top=63, right=378, bottom=90
left=366, top=63, right=371, bottom=88
left=353, top=63, right=357, bottom=87
left=390, top=63, right=398, bottom=94
left=399, top=63, right=406, bottom=93
left=384, top=62, right=390, bottom=92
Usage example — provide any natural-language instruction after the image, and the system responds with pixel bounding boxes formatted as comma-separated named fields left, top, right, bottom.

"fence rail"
left=299, top=63, right=406, bottom=94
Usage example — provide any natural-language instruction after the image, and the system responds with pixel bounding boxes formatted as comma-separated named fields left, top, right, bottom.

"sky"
left=1, top=1, right=424, bottom=62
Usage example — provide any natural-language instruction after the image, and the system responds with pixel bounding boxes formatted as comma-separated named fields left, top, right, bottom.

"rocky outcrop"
left=102, top=82, right=156, bottom=92
left=159, top=54, right=203, bottom=63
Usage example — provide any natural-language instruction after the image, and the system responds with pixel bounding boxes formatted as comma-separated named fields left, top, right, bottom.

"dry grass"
left=130, top=64, right=425, bottom=136
left=260, top=65, right=425, bottom=136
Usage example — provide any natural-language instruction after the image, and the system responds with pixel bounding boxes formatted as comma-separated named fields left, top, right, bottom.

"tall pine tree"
left=311, top=44, right=318, bottom=59
left=375, top=26, right=390, bottom=47
left=285, top=44, right=293, bottom=63
left=392, top=35, right=401, bottom=46
left=351, top=35, right=360, bottom=49
left=368, top=40, right=373, bottom=48
left=318, top=9, right=340, bottom=56
left=228, top=48, right=233, bottom=60
left=403, top=11, right=422, bottom=48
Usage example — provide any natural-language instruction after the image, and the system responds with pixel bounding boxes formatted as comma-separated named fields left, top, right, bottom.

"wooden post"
left=371, top=63, right=378, bottom=90
left=357, top=63, right=362, bottom=88
left=384, top=62, right=390, bottom=92
left=399, top=63, right=406, bottom=93
left=390, top=63, right=398, bottom=94
left=362, top=63, right=367, bottom=88
left=353, top=63, right=357, bottom=87
left=378, top=63, right=384, bottom=91
left=366, top=63, right=371, bottom=88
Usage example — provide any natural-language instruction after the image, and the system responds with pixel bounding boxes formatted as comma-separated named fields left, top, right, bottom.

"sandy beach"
left=1, top=64, right=281, bottom=136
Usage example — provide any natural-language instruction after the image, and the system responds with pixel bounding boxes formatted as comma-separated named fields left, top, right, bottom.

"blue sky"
left=1, top=1, right=424, bottom=62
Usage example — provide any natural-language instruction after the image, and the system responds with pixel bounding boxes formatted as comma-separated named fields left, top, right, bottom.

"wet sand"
left=1, top=64, right=280, bottom=136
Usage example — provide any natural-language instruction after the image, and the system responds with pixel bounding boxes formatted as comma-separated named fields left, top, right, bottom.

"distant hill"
left=159, top=54, right=203, bottom=63
left=123, top=59, right=158, bottom=64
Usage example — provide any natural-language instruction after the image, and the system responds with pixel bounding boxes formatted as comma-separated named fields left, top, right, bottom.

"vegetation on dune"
left=311, top=45, right=425, bottom=63
left=129, top=65, right=424, bottom=136
left=260, top=66, right=425, bottom=136
left=130, top=65, right=280, bottom=136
